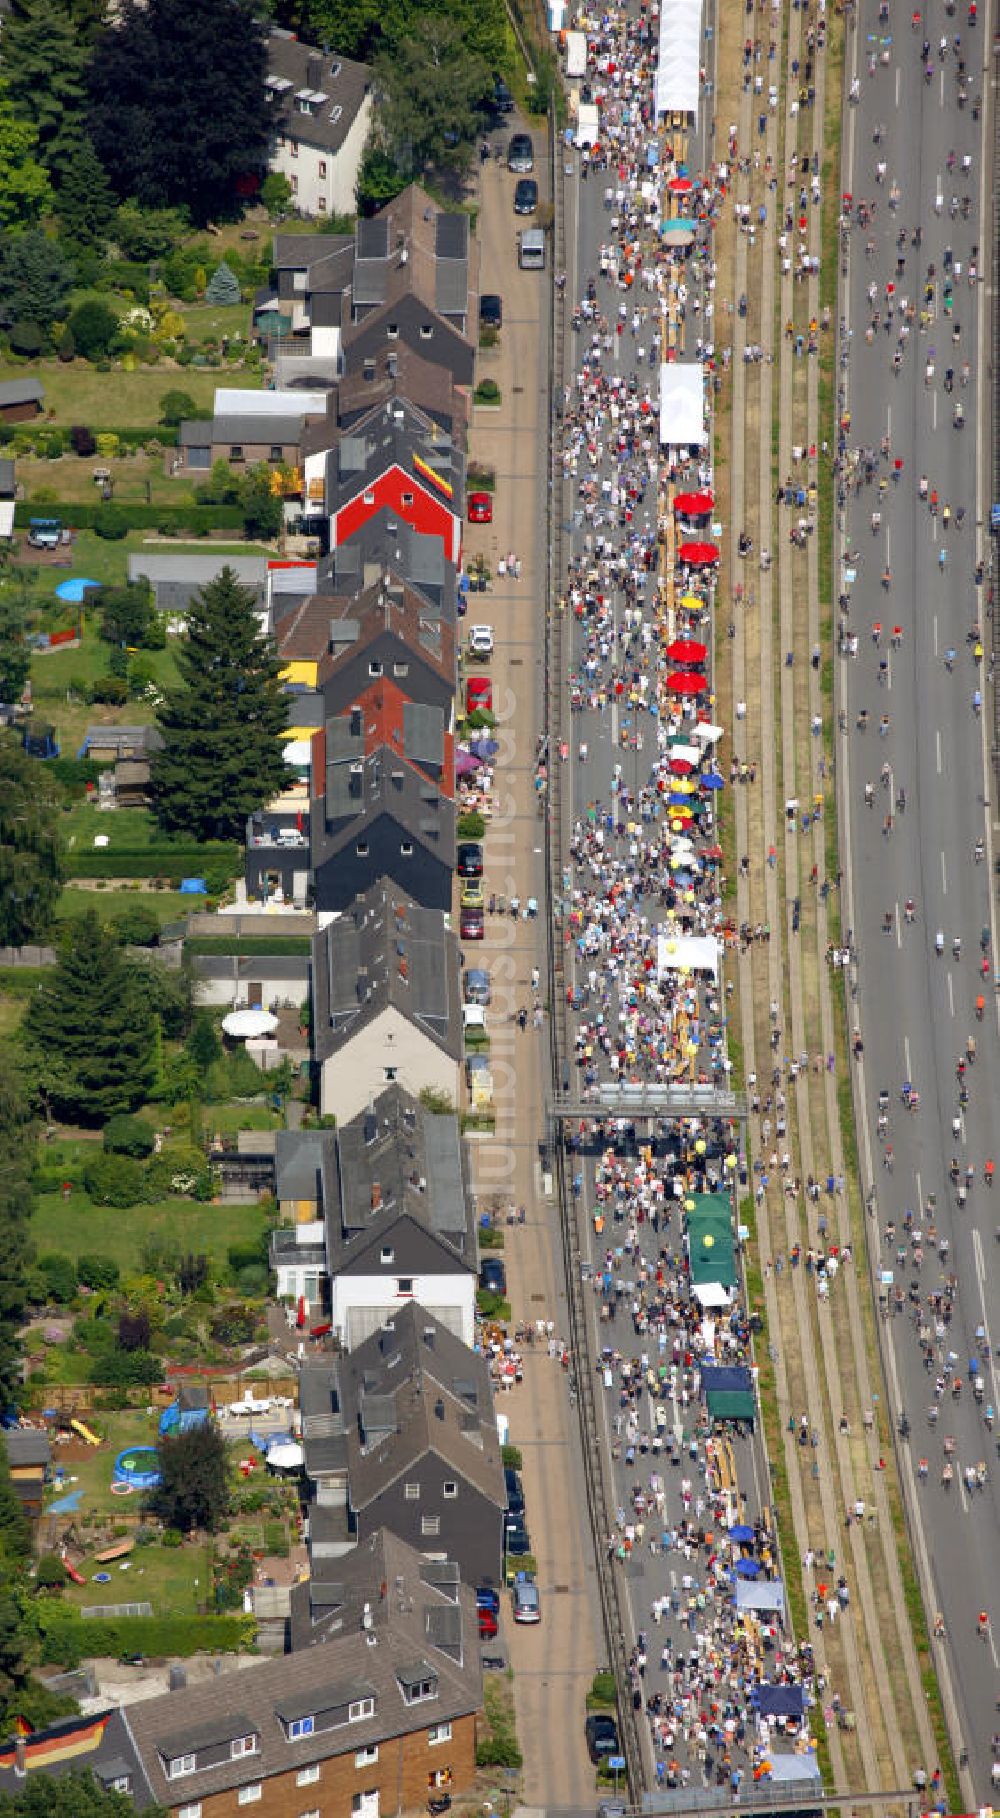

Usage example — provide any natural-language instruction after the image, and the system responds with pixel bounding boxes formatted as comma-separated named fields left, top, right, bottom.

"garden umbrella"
left=728, top=1524, right=755, bottom=1542
left=456, top=748, right=485, bottom=776
left=679, top=541, right=720, bottom=565
left=668, top=175, right=694, bottom=193
left=679, top=594, right=705, bottom=611
left=661, top=221, right=696, bottom=245
left=669, top=756, right=695, bottom=776
left=673, top=491, right=714, bottom=515
left=699, top=771, right=725, bottom=789
left=470, top=736, right=499, bottom=758
left=666, top=672, right=709, bottom=695
left=665, top=638, right=708, bottom=663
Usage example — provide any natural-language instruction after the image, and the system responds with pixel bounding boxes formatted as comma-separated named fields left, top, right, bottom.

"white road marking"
left=941, top=851, right=948, bottom=893
left=895, top=901, right=901, bottom=949
left=904, top=1035, right=911, bottom=1079
left=936, top=730, right=942, bottom=774
left=932, top=392, right=937, bottom=430
left=947, top=972, right=954, bottom=1016
left=933, top=614, right=939, bottom=658
left=895, top=66, right=900, bottom=106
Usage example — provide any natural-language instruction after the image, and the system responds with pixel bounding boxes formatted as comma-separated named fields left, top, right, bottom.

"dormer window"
left=231, top=1736, right=258, bottom=1759
left=399, top=1675, right=438, bottom=1705
left=289, top=1716, right=314, bottom=1739
left=349, top=1697, right=375, bottom=1722
left=168, top=1755, right=196, bottom=1780
left=380, top=1246, right=394, bottom=1264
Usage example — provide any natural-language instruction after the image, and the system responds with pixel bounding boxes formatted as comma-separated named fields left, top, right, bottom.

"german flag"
left=413, top=451, right=453, bottom=500
left=0, top=1713, right=110, bottom=1775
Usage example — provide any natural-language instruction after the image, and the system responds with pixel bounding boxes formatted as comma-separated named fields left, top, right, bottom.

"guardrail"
left=542, top=105, right=647, bottom=1801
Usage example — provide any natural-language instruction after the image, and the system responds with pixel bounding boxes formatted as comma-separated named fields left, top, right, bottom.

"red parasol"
left=666, top=672, right=709, bottom=695
left=669, top=756, right=695, bottom=775
left=669, top=175, right=694, bottom=192
left=665, top=638, right=708, bottom=664
left=679, top=541, right=720, bottom=565
left=673, top=490, right=715, bottom=515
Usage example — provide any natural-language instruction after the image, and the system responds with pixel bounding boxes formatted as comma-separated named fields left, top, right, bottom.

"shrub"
left=36, top=1555, right=68, bottom=1592
left=36, top=1253, right=78, bottom=1304
left=57, top=327, right=76, bottom=362
left=475, top=378, right=501, bottom=404
left=95, top=432, right=120, bottom=461
left=10, top=319, right=45, bottom=356
left=457, top=810, right=485, bottom=840
left=14, top=500, right=243, bottom=534
left=82, top=1150, right=146, bottom=1206
left=69, top=425, right=96, bottom=457
left=67, top=299, right=120, bottom=361
left=158, top=388, right=197, bottom=427
left=113, top=901, right=162, bottom=946
left=117, top=1308, right=151, bottom=1352
left=37, top=1610, right=254, bottom=1668
left=90, top=674, right=128, bottom=704
left=235, top=1264, right=268, bottom=1298
left=93, top=505, right=129, bottom=541
left=89, top=1348, right=161, bottom=1386
left=210, top=1303, right=256, bottom=1347
left=41, top=431, right=64, bottom=459
left=103, top=1114, right=155, bottom=1158
left=77, top=1254, right=121, bottom=1291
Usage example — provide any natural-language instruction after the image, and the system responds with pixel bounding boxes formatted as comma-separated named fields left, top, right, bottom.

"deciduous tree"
left=375, top=17, right=492, bottom=173
left=155, top=1420, right=229, bottom=1532
left=0, top=735, right=64, bottom=945
left=0, top=82, right=53, bottom=232
left=151, top=568, right=287, bottom=841
left=88, top=0, right=270, bottom=224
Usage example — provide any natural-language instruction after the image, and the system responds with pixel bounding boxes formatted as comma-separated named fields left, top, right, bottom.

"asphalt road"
left=839, top=0, right=1000, bottom=1794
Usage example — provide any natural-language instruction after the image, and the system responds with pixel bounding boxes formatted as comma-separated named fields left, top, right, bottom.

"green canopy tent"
left=705, top=1386, right=756, bottom=1423
left=685, top=1191, right=737, bottom=1289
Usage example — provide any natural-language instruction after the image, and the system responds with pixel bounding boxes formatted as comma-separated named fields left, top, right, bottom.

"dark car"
left=492, top=76, right=514, bottom=113
left=480, top=294, right=503, bottom=329
left=460, top=906, right=485, bottom=942
left=458, top=842, right=484, bottom=878
left=514, top=178, right=538, bottom=215
left=507, top=133, right=534, bottom=173
left=504, top=1465, right=524, bottom=1516
left=585, top=1714, right=621, bottom=1765
left=480, top=1257, right=507, bottom=1296
left=476, top=1584, right=501, bottom=1614
left=504, top=1518, right=531, bottom=1557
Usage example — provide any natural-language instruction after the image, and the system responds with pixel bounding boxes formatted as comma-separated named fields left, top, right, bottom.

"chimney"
left=307, top=51, right=323, bottom=87
left=371, top=1182, right=382, bottom=1211
left=434, top=1398, right=445, bottom=1421
left=14, top=1738, right=26, bottom=1778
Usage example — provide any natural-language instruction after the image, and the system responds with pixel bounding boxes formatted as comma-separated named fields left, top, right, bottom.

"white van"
left=518, top=229, right=546, bottom=271
left=462, top=1004, right=487, bottom=1034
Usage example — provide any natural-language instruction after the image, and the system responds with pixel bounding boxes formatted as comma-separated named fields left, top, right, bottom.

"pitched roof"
left=328, top=677, right=451, bottom=788
left=279, top=574, right=453, bottom=686
left=337, top=1303, right=504, bottom=1512
left=335, top=343, right=470, bottom=448
left=126, top=1531, right=481, bottom=1805
left=0, top=1709, right=154, bottom=1808
left=329, top=397, right=464, bottom=514
left=2, top=1429, right=50, bottom=1468
left=310, top=877, right=461, bottom=1065
left=266, top=31, right=372, bottom=157
left=289, top=1527, right=478, bottom=1670
left=323, top=511, right=456, bottom=616
left=326, top=1085, right=472, bottom=1267
left=0, top=378, right=44, bottom=407
left=350, top=186, right=474, bottom=328
left=311, top=731, right=455, bottom=865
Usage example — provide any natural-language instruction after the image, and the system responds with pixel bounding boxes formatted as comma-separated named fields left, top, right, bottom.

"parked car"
left=507, top=133, right=534, bottom=172
left=514, top=178, right=538, bottom=215
left=478, top=1605, right=499, bottom=1639
left=466, top=676, right=493, bottom=714
left=504, top=1517, right=531, bottom=1556
left=462, top=1003, right=487, bottom=1035
left=492, top=76, right=514, bottom=112
left=480, top=294, right=503, bottom=329
left=468, top=624, right=495, bottom=658
left=503, top=1463, right=524, bottom=1514
left=464, top=966, right=491, bottom=1006
left=458, top=842, right=484, bottom=878
left=467, top=490, right=493, bottom=524
left=482, top=1258, right=508, bottom=1297
left=460, top=906, right=485, bottom=941
left=585, top=1714, right=620, bottom=1765
left=461, top=879, right=485, bottom=910
left=512, top=1574, right=541, bottom=1623
left=476, top=1585, right=501, bottom=1614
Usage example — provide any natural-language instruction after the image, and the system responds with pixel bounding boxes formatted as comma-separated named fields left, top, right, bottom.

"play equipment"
left=60, top=1555, right=86, bottom=1586
left=70, top=1419, right=100, bottom=1447
left=111, top=1448, right=160, bottom=1493
left=94, top=1540, right=133, bottom=1564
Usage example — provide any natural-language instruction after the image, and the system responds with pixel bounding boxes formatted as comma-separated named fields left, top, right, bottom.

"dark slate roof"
left=311, top=879, right=461, bottom=1066
left=328, top=397, right=464, bottom=511
left=0, top=1709, right=154, bottom=1808
left=347, top=186, right=475, bottom=330
left=267, top=31, right=372, bottom=157
left=322, top=509, right=456, bottom=618
left=127, top=1535, right=482, bottom=1805
left=289, top=1527, right=476, bottom=1668
left=0, top=378, right=44, bottom=407
left=212, top=412, right=305, bottom=445
left=277, top=574, right=452, bottom=686
left=0, top=458, right=16, bottom=495
left=325, top=1085, right=472, bottom=1266
left=178, top=419, right=213, bottom=448
left=336, top=1304, right=504, bottom=1511
left=275, top=1127, right=333, bottom=1204
left=2, top=1429, right=50, bottom=1468
left=312, top=737, right=455, bottom=866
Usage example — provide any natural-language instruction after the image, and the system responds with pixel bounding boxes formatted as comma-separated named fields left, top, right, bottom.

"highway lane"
left=839, top=0, right=1000, bottom=1794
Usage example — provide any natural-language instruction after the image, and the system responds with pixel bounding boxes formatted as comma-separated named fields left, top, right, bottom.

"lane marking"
left=937, top=730, right=942, bottom=774
left=947, top=972, right=954, bottom=1017
left=941, top=851, right=948, bottom=893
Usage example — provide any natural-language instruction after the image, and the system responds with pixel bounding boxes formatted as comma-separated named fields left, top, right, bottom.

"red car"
left=461, top=906, right=485, bottom=941
left=466, top=676, right=493, bottom=714
left=467, top=491, right=493, bottom=524
left=478, top=1606, right=499, bottom=1639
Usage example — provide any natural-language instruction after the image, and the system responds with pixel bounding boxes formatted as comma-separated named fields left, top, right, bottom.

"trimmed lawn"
left=54, top=887, right=192, bottom=928
left=62, top=1535, right=214, bottom=1615
left=60, top=805, right=164, bottom=850
left=33, top=1184, right=272, bottom=1275
left=178, top=302, right=252, bottom=342
left=29, top=621, right=178, bottom=758
left=0, top=362, right=261, bottom=425
left=18, top=450, right=201, bottom=508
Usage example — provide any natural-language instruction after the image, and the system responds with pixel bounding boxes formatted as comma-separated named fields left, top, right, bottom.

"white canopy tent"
left=657, top=932, right=720, bottom=978
left=655, top=0, right=703, bottom=118
left=659, top=362, right=706, bottom=447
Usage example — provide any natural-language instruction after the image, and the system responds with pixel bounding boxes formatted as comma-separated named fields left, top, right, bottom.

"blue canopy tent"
left=735, top=1558, right=762, bottom=1578
left=752, top=1685, right=805, bottom=1719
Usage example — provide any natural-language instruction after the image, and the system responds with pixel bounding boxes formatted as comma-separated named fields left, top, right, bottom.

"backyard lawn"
left=28, top=620, right=178, bottom=757
left=62, top=1534, right=214, bottom=1617
left=33, top=1179, right=273, bottom=1275
left=0, top=363, right=260, bottom=425
left=17, top=450, right=202, bottom=508
left=54, top=887, right=193, bottom=928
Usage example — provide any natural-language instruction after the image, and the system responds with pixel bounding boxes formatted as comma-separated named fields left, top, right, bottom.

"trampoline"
left=112, top=1447, right=160, bottom=1493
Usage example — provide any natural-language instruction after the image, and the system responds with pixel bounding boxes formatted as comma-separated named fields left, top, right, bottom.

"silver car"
left=512, top=1574, right=540, bottom=1623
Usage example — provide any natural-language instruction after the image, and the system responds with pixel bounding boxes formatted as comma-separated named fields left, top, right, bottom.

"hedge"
left=185, top=935, right=311, bottom=957
left=0, top=424, right=179, bottom=450
left=13, top=501, right=244, bottom=532
left=38, top=1611, right=255, bottom=1667
left=65, top=842, right=241, bottom=880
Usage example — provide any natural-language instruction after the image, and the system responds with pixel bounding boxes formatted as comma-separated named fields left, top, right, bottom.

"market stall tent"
left=659, top=361, right=706, bottom=447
